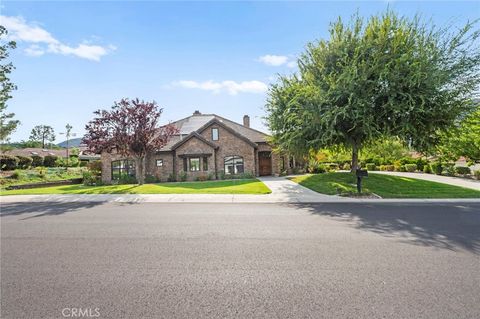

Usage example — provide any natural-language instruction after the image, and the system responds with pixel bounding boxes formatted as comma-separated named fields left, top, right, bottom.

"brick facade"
left=101, top=113, right=281, bottom=183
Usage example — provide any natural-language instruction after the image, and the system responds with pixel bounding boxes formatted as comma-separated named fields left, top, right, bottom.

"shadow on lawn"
left=292, top=202, right=480, bottom=254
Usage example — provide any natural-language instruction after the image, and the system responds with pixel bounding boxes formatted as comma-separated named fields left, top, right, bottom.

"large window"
left=189, top=157, right=200, bottom=171
left=224, top=156, right=244, bottom=175
left=111, top=160, right=135, bottom=180
left=211, top=128, right=219, bottom=141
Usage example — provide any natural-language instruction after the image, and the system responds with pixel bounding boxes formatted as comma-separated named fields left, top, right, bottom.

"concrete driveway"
left=1, top=202, right=479, bottom=319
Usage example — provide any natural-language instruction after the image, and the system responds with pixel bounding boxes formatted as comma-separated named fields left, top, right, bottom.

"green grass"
left=0, top=167, right=84, bottom=189
left=0, top=179, right=271, bottom=195
left=290, top=172, right=480, bottom=198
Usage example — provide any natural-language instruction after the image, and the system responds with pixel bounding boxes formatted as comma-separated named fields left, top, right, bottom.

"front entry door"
left=258, top=152, right=272, bottom=176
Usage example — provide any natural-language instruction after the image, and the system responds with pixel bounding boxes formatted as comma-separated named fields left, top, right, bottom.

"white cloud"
left=1, top=15, right=114, bottom=61
left=24, top=44, right=45, bottom=57
left=258, top=54, right=297, bottom=68
left=173, top=80, right=268, bottom=95
left=258, top=55, right=288, bottom=66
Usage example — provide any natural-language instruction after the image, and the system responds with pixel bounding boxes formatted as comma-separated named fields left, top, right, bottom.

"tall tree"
left=266, top=11, right=480, bottom=169
left=0, top=25, right=20, bottom=142
left=30, top=125, right=56, bottom=148
left=83, top=98, right=178, bottom=184
left=438, top=103, right=480, bottom=163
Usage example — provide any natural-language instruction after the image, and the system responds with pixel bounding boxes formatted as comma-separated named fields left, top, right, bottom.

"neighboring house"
left=101, top=111, right=287, bottom=183
left=3, top=148, right=68, bottom=158
left=2, top=147, right=100, bottom=162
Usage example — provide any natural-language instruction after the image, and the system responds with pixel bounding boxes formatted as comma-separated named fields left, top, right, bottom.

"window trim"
left=189, top=157, right=201, bottom=171
left=211, top=128, right=219, bottom=141
left=111, top=159, right=136, bottom=180
left=224, top=155, right=244, bottom=175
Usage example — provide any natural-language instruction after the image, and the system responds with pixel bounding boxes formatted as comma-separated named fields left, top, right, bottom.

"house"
left=101, top=111, right=286, bottom=183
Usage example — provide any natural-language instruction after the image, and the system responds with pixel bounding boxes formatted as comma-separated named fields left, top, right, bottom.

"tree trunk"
left=135, top=156, right=145, bottom=185
left=351, top=141, right=360, bottom=171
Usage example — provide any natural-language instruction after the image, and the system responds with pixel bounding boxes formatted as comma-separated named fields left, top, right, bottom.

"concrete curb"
left=1, top=194, right=480, bottom=204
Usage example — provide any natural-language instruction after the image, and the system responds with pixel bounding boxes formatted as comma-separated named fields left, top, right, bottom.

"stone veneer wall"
left=174, top=137, right=216, bottom=181
left=199, top=124, right=256, bottom=176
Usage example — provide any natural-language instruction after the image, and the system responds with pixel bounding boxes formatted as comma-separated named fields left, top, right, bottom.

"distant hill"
left=57, top=137, right=83, bottom=148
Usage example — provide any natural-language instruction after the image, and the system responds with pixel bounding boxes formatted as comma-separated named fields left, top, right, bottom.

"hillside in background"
left=57, top=137, right=83, bottom=148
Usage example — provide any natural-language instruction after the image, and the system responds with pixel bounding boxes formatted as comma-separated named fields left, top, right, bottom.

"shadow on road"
left=0, top=202, right=108, bottom=219
left=292, top=203, right=480, bottom=254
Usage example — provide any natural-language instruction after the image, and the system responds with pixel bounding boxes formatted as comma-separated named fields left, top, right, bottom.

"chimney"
left=193, top=110, right=201, bottom=115
left=243, top=115, right=250, bottom=128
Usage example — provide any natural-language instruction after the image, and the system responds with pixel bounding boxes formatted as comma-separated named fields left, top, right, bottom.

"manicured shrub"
left=423, top=164, right=432, bottom=174
left=394, top=161, right=406, bottom=172
left=79, top=160, right=88, bottom=167
left=474, top=170, right=480, bottom=180
left=385, top=165, right=395, bottom=171
left=443, top=164, right=456, bottom=176
left=307, top=159, right=326, bottom=174
left=178, top=171, right=187, bottom=182
left=145, top=174, right=158, bottom=183
left=0, top=155, right=18, bottom=170
left=365, top=163, right=376, bottom=171
left=196, top=174, right=208, bottom=182
left=326, top=163, right=339, bottom=171
left=36, top=166, right=47, bottom=179
left=87, top=160, right=102, bottom=174
left=31, top=155, right=43, bottom=167
left=16, top=156, right=33, bottom=169
left=43, top=155, right=58, bottom=167
left=82, top=171, right=102, bottom=186
left=117, top=175, right=137, bottom=184
left=343, top=163, right=351, bottom=171
left=455, top=166, right=471, bottom=176
left=430, top=162, right=443, bottom=175
left=415, top=159, right=428, bottom=171
left=404, top=164, right=417, bottom=172
left=399, top=157, right=416, bottom=165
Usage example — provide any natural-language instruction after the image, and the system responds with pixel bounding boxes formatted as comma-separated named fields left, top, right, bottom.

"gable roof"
left=170, top=131, right=219, bottom=150
left=169, top=113, right=269, bottom=143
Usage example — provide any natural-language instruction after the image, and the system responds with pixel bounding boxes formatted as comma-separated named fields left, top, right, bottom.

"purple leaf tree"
left=83, top=98, right=178, bottom=184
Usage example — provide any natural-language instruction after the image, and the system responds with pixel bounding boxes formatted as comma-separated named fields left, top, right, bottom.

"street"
left=1, top=202, right=479, bottom=319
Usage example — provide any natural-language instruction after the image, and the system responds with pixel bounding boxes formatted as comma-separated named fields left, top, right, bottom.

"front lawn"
left=0, top=179, right=271, bottom=195
left=290, top=172, right=480, bottom=198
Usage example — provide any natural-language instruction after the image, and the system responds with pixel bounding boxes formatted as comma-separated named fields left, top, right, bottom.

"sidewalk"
left=1, top=177, right=479, bottom=203
left=372, top=171, right=480, bottom=191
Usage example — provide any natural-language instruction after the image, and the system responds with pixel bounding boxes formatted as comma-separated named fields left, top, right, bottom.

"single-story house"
left=101, top=111, right=291, bottom=183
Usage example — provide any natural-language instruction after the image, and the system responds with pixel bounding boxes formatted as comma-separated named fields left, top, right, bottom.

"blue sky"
left=2, top=1, right=479, bottom=143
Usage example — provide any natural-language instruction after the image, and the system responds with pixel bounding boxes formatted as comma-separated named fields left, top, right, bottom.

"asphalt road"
left=1, top=202, right=479, bottom=319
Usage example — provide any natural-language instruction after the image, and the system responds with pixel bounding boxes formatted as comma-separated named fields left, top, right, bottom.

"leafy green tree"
left=266, top=11, right=480, bottom=169
left=30, top=125, right=56, bottom=148
left=438, top=104, right=480, bottom=163
left=0, top=26, right=19, bottom=142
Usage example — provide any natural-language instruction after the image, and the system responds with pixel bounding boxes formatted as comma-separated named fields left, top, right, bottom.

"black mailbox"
left=356, top=169, right=368, bottom=177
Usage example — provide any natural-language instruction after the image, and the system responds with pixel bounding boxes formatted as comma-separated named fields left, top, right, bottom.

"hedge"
left=31, top=155, right=44, bottom=167
left=17, top=156, right=33, bottom=169
left=43, top=155, right=58, bottom=167
left=365, top=163, right=376, bottom=171
left=0, top=155, right=19, bottom=170
left=404, top=164, right=417, bottom=172
left=455, top=166, right=471, bottom=175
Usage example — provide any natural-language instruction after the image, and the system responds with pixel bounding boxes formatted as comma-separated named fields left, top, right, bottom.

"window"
left=156, top=159, right=163, bottom=167
left=111, top=160, right=135, bottom=180
left=224, top=156, right=244, bottom=175
left=189, top=158, right=200, bottom=171
left=183, top=158, right=188, bottom=171
left=211, top=128, right=219, bottom=141
left=203, top=157, right=208, bottom=171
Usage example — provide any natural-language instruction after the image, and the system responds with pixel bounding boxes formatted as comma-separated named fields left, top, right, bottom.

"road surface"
left=1, top=202, right=479, bottom=318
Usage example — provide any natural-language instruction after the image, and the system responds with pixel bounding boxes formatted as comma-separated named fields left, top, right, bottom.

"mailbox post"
left=355, top=169, right=368, bottom=193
